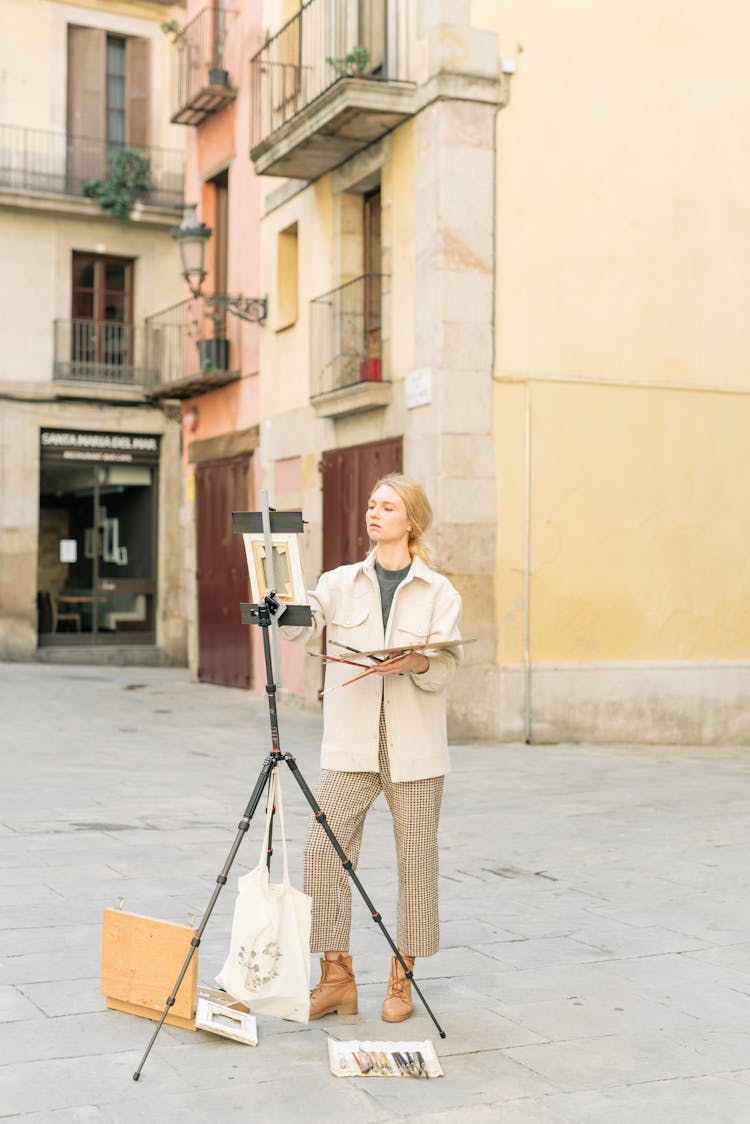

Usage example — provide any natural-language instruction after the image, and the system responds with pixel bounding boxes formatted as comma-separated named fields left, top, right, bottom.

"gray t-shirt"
left=374, top=559, right=412, bottom=635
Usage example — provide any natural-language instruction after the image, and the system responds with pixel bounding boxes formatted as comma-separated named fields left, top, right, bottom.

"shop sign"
left=40, top=429, right=160, bottom=464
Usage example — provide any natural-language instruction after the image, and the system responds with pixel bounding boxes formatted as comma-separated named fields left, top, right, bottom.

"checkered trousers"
left=304, top=706, right=444, bottom=958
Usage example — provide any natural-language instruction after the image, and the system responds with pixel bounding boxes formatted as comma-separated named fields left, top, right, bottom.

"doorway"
left=71, top=252, right=135, bottom=378
left=195, top=454, right=252, bottom=687
left=321, top=436, right=402, bottom=571
left=37, top=435, right=158, bottom=645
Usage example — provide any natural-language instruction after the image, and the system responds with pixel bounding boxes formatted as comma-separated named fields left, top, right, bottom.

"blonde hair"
left=369, top=474, right=434, bottom=564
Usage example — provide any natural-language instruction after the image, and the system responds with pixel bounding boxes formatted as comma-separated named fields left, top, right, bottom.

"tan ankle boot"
left=382, top=954, right=415, bottom=1023
left=309, top=953, right=358, bottom=1020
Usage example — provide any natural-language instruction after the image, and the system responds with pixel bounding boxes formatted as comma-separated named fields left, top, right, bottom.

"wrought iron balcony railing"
left=310, top=273, right=387, bottom=399
left=170, top=5, right=237, bottom=125
left=53, top=321, right=150, bottom=386
left=250, top=0, right=410, bottom=150
left=144, top=295, right=244, bottom=397
left=0, top=125, right=184, bottom=209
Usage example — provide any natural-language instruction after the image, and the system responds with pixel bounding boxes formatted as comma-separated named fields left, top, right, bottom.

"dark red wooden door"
left=195, top=455, right=251, bottom=687
left=321, top=437, right=403, bottom=571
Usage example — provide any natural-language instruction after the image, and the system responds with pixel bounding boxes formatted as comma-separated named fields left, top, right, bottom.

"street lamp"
left=170, top=202, right=268, bottom=323
left=171, top=203, right=212, bottom=297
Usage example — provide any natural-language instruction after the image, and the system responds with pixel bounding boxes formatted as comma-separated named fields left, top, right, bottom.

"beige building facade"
left=0, top=0, right=189, bottom=664
left=251, top=1, right=505, bottom=730
left=248, top=0, right=750, bottom=743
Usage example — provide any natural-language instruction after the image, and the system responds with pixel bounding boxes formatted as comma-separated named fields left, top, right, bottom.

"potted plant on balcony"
left=82, top=146, right=154, bottom=220
left=326, top=45, right=370, bottom=78
left=197, top=337, right=230, bottom=372
left=208, top=54, right=230, bottom=87
left=160, top=19, right=183, bottom=40
left=197, top=304, right=230, bottom=373
left=162, top=18, right=228, bottom=88
left=359, top=334, right=381, bottom=382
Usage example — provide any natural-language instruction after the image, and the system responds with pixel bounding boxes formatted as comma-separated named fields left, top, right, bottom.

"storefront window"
left=37, top=430, right=159, bottom=645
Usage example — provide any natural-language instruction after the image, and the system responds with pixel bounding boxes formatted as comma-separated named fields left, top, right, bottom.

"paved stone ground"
left=2, top=662, right=750, bottom=1123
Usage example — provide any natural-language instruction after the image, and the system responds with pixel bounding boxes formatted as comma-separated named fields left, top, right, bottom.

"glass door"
left=38, top=456, right=157, bottom=645
left=95, top=463, right=157, bottom=641
left=38, top=462, right=97, bottom=639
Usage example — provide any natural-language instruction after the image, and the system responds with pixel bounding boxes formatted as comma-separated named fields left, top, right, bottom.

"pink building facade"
left=152, top=1, right=266, bottom=692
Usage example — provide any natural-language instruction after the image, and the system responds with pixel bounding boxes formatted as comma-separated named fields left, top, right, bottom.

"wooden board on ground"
left=101, top=909, right=198, bottom=1030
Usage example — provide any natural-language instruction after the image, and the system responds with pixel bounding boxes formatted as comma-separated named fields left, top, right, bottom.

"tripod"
left=133, top=509, right=445, bottom=1081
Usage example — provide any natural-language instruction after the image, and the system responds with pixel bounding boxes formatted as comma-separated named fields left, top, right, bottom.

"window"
left=71, top=252, right=134, bottom=371
left=72, top=252, right=133, bottom=325
left=358, top=0, right=386, bottom=75
left=106, top=36, right=127, bottom=150
left=363, top=188, right=382, bottom=360
left=212, top=1, right=229, bottom=71
left=276, top=223, right=299, bottom=331
left=67, top=25, right=150, bottom=189
left=210, top=170, right=229, bottom=295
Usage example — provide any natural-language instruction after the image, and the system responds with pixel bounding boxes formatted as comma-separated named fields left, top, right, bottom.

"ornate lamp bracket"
left=210, top=294, right=268, bottom=325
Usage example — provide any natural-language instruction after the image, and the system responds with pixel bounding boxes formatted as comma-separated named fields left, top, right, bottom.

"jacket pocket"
left=328, top=601, right=372, bottom=652
left=330, top=603, right=369, bottom=631
left=330, top=602, right=373, bottom=660
left=390, top=612, right=430, bottom=646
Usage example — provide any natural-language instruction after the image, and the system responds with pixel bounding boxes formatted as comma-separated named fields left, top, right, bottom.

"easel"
left=132, top=494, right=445, bottom=1081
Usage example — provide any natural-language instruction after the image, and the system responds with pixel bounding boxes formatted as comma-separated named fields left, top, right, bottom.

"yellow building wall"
left=259, top=116, right=419, bottom=425
left=388, top=121, right=417, bottom=381
left=485, top=1, right=750, bottom=686
left=260, top=178, right=335, bottom=421
left=484, top=0, right=750, bottom=390
left=495, top=379, right=750, bottom=666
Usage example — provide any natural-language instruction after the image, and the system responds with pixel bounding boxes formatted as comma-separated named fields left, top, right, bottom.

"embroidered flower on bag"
left=238, top=939, right=282, bottom=991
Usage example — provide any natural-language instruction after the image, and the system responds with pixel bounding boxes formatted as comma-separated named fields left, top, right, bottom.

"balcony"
left=170, top=6, right=237, bottom=125
left=53, top=321, right=151, bottom=387
left=310, top=273, right=391, bottom=417
left=250, top=0, right=415, bottom=180
left=0, top=126, right=184, bottom=210
left=144, top=295, right=243, bottom=399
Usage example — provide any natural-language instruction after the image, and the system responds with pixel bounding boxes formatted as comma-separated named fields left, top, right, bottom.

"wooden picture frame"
left=195, top=994, right=258, bottom=1045
left=242, top=532, right=307, bottom=605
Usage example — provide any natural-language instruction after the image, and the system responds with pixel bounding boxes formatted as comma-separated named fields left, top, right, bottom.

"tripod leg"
left=132, top=755, right=279, bottom=1080
left=283, top=753, right=446, bottom=1039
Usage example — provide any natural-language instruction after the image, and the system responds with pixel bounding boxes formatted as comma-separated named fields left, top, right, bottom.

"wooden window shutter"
left=125, top=37, right=150, bottom=148
left=67, top=26, right=106, bottom=140
left=67, top=26, right=106, bottom=190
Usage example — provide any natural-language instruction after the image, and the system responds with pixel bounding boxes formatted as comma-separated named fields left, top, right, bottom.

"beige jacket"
left=294, top=551, right=463, bottom=782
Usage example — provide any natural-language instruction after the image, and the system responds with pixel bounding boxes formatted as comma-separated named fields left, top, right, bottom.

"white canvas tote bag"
left=216, top=769, right=312, bottom=1023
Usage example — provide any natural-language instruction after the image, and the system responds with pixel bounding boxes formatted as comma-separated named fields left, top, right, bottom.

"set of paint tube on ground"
left=353, top=1047, right=429, bottom=1077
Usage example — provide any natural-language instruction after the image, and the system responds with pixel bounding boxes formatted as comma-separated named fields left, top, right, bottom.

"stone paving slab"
left=16, top=977, right=104, bottom=1019
left=540, top=1072, right=750, bottom=1124
left=0, top=985, right=41, bottom=1022
left=503, top=1032, right=730, bottom=1091
left=2, top=662, right=750, bottom=1122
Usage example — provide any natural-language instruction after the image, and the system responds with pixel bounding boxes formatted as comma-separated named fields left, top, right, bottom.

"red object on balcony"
left=359, top=358, right=381, bottom=382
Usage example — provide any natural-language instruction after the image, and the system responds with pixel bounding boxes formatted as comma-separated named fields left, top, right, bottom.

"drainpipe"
left=491, top=63, right=529, bottom=743
left=523, top=383, right=532, bottom=744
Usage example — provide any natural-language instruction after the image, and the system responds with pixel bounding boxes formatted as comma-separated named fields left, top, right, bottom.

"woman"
left=299, top=474, right=463, bottom=1023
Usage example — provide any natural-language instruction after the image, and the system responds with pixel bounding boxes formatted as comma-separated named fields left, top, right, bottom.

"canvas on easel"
left=242, top=531, right=307, bottom=605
